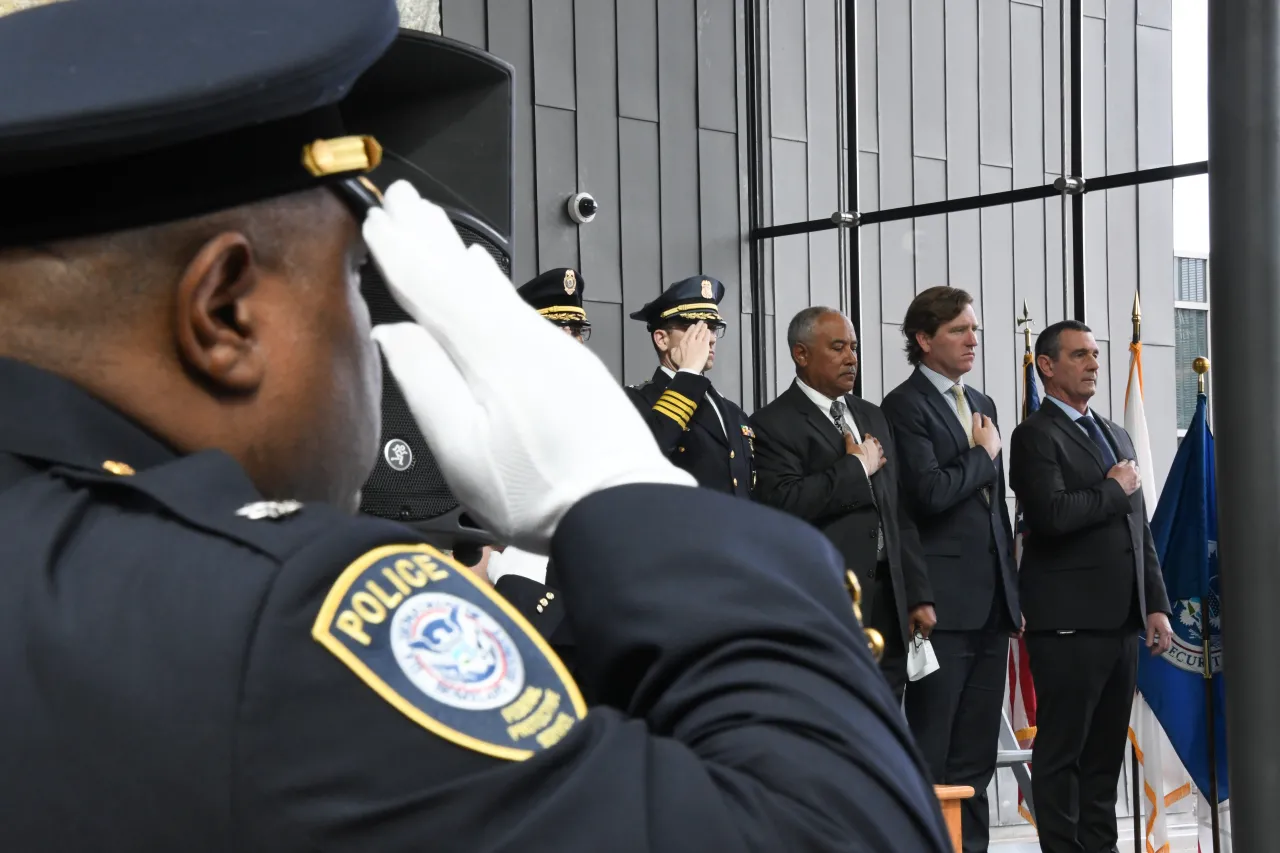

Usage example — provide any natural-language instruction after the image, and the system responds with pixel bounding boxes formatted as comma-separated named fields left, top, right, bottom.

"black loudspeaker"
left=341, top=31, right=515, bottom=550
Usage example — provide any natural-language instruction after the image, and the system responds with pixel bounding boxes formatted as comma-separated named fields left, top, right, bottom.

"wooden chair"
left=933, top=785, right=975, bottom=853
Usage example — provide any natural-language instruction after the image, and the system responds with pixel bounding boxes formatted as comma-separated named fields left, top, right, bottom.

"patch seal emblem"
left=563, top=269, right=577, bottom=295
left=700, top=278, right=713, bottom=299
left=313, top=544, right=586, bottom=760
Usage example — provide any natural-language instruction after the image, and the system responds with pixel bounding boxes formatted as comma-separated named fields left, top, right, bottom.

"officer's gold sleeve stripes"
left=652, top=389, right=697, bottom=428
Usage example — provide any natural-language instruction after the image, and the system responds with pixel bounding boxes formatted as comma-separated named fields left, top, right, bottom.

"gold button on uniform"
left=733, top=478, right=738, bottom=487
left=730, top=451, right=735, bottom=459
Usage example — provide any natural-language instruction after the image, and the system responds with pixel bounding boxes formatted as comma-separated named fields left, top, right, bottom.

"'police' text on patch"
left=312, top=544, right=586, bottom=760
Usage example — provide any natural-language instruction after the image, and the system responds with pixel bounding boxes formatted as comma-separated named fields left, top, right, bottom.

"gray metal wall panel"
left=574, top=0, right=622, bottom=304
left=979, top=0, right=1012, bottom=168
left=949, top=210, right=983, bottom=295
left=806, top=0, right=840, bottom=313
left=1138, top=182, right=1174, bottom=344
left=1014, top=197, right=1048, bottom=336
left=1082, top=17, right=1107, bottom=175
left=534, top=106, right=581, bottom=272
left=617, top=0, right=659, bottom=121
left=1092, top=339, right=1113, bottom=418
left=1085, top=191, right=1109, bottom=331
left=488, top=2, right=538, bottom=283
left=584, top=300, right=624, bottom=381
left=659, top=0, right=702, bottom=283
left=1105, top=186, right=1139, bottom=345
left=771, top=139, right=811, bottom=387
left=1105, top=0, right=1137, bottom=173
left=859, top=150, right=885, bottom=401
left=618, top=117, right=663, bottom=384
left=1136, top=24, right=1173, bottom=168
left=1142, top=343, right=1176, bottom=496
left=912, top=0, right=947, bottom=159
left=946, top=0, right=980, bottom=198
left=1013, top=0, right=1043, bottom=6
left=769, top=0, right=808, bottom=141
left=1044, top=188, right=1069, bottom=326
left=1044, top=0, right=1064, bottom=175
left=439, top=0, right=485, bottom=47
left=857, top=0, right=878, bottom=152
left=881, top=322, right=915, bottom=395
left=765, top=316, right=778, bottom=400
left=913, top=157, right=949, bottom=291
left=532, top=0, right=577, bottom=109
left=1011, top=3, right=1044, bottom=188
left=1136, top=0, right=1172, bottom=30
left=1082, top=16, right=1109, bottom=330
left=877, top=0, right=914, bottom=326
left=697, top=0, right=738, bottom=133
left=877, top=0, right=913, bottom=206
left=700, top=129, right=745, bottom=401
left=1084, top=0, right=1105, bottom=18
left=978, top=164, right=1015, bottom=398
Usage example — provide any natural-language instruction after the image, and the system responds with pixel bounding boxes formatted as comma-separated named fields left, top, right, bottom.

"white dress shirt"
left=794, top=377, right=862, bottom=436
left=661, top=365, right=725, bottom=435
left=918, top=363, right=967, bottom=425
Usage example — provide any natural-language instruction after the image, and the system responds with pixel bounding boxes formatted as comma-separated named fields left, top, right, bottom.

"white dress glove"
left=365, top=181, right=694, bottom=553
left=486, top=546, right=551, bottom=585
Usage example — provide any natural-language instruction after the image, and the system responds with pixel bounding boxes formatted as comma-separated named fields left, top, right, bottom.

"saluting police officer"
left=627, top=276, right=755, bottom=497
left=516, top=267, right=592, bottom=343
left=0, top=2, right=950, bottom=851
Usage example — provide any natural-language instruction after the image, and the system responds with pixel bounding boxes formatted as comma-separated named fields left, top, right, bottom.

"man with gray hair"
left=750, top=307, right=932, bottom=699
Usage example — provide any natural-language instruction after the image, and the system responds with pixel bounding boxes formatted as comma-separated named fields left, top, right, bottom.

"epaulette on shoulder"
left=46, top=449, right=374, bottom=565
left=628, top=380, right=652, bottom=390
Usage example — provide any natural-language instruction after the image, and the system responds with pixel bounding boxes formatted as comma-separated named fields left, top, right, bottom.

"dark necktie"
left=1078, top=414, right=1118, bottom=468
left=830, top=400, right=847, bottom=435
left=832, top=398, right=884, bottom=559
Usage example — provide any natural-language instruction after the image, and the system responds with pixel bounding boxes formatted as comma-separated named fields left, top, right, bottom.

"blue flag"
left=1136, top=393, right=1228, bottom=801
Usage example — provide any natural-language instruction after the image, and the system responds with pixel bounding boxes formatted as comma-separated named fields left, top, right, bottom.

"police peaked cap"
left=0, top=0, right=504, bottom=247
left=629, top=275, right=727, bottom=329
left=517, top=268, right=590, bottom=327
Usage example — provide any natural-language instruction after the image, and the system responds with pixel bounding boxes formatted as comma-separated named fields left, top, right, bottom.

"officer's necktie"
left=832, top=399, right=884, bottom=559
left=1078, top=414, right=1118, bottom=468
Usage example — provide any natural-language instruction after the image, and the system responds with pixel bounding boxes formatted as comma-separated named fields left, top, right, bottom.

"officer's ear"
left=652, top=328, right=671, bottom=354
left=171, top=231, right=266, bottom=394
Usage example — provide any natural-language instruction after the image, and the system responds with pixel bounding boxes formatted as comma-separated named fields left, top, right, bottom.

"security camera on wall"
left=567, top=191, right=598, bottom=224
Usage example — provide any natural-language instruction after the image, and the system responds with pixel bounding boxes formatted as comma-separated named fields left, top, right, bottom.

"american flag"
left=1008, top=349, right=1039, bottom=825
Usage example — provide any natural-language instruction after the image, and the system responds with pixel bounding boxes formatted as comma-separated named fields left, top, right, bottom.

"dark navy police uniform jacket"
left=0, top=358, right=950, bottom=852
left=626, top=367, right=755, bottom=499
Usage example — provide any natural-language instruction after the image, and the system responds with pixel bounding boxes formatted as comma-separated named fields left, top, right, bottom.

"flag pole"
left=1130, top=295, right=1142, bottom=853
left=1194, top=356, right=1222, bottom=853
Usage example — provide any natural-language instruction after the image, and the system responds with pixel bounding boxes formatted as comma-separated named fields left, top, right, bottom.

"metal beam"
left=748, top=161, right=1208, bottom=241
left=1209, top=0, right=1280, bottom=848
left=1069, top=0, right=1085, bottom=321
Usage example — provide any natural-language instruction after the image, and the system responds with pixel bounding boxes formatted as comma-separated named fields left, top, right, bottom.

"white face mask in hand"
left=363, top=181, right=694, bottom=554
left=906, top=634, right=940, bottom=682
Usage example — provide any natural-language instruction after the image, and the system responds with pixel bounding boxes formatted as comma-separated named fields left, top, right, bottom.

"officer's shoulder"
left=53, top=448, right=401, bottom=569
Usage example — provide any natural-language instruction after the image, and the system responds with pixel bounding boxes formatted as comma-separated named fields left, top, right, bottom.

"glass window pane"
left=1175, top=256, right=1208, bottom=303
left=1175, top=307, right=1209, bottom=429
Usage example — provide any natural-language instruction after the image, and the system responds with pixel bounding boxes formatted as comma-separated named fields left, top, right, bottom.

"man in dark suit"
left=626, top=276, right=754, bottom=498
left=882, top=286, right=1021, bottom=853
left=1009, top=320, right=1173, bottom=853
left=751, top=306, right=932, bottom=699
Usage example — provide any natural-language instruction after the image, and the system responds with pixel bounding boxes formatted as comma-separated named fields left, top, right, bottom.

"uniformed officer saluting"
left=517, top=267, right=593, bottom=343
left=627, top=276, right=756, bottom=497
left=0, top=2, right=949, bottom=851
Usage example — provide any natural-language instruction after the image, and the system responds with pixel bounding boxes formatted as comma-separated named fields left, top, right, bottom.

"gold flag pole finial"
left=1132, top=292, right=1142, bottom=345
left=1194, top=356, right=1210, bottom=396
left=1016, top=300, right=1035, bottom=354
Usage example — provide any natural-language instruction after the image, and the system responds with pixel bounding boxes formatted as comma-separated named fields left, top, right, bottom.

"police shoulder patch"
left=312, top=544, right=586, bottom=761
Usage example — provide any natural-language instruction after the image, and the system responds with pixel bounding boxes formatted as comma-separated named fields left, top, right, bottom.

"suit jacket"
left=750, top=380, right=932, bottom=644
left=625, top=367, right=754, bottom=498
left=881, top=369, right=1019, bottom=631
left=1008, top=401, right=1172, bottom=631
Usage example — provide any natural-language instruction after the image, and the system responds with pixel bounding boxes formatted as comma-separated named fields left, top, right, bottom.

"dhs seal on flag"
left=312, top=544, right=586, bottom=760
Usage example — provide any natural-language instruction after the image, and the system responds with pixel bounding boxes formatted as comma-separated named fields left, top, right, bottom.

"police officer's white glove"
left=365, top=181, right=694, bottom=553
